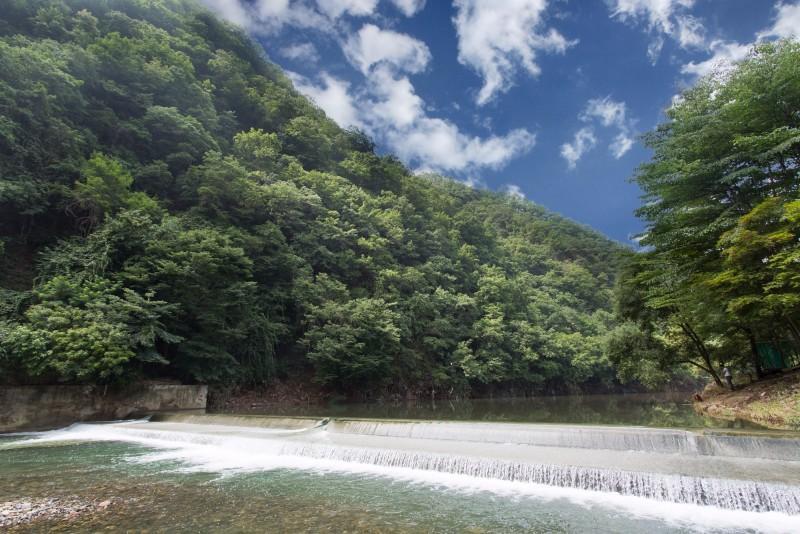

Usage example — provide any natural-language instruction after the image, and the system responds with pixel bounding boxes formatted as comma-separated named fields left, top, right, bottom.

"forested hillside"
left=0, top=0, right=625, bottom=397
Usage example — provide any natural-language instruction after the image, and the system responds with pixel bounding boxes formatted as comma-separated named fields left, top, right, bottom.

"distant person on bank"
left=723, top=366, right=734, bottom=390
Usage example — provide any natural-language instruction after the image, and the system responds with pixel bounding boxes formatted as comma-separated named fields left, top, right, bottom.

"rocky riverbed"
left=0, top=497, right=115, bottom=529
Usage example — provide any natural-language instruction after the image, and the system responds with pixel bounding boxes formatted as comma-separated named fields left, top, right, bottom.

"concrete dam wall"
left=0, top=384, right=207, bottom=432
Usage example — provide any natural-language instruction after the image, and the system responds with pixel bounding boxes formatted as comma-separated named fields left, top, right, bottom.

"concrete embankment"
left=0, top=384, right=207, bottom=432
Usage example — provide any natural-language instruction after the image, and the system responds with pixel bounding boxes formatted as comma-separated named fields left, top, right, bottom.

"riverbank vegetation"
left=695, top=370, right=800, bottom=430
left=607, top=40, right=800, bottom=388
left=0, top=0, right=626, bottom=398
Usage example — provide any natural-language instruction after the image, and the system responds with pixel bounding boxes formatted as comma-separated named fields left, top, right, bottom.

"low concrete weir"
left=326, top=419, right=800, bottom=461
left=149, top=413, right=327, bottom=430
left=9, top=414, right=800, bottom=515
left=278, top=441, right=800, bottom=513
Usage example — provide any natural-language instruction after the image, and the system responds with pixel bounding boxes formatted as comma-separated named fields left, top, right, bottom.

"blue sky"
left=202, top=0, right=800, bottom=244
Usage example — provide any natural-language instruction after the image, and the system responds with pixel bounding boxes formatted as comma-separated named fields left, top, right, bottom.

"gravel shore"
left=0, top=497, right=114, bottom=528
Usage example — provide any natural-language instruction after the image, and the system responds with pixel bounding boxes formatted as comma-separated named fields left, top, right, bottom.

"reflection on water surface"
left=215, top=392, right=762, bottom=429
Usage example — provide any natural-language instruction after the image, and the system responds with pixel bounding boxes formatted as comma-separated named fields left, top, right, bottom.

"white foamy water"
left=8, top=417, right=800, bottom=534
left=329, top=420, right=800, bottom=461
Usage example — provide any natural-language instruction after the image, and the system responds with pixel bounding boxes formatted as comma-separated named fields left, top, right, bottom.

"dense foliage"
left=609, top=41, right=800, bottom=387
left=0, top=0, right=624, bottom=397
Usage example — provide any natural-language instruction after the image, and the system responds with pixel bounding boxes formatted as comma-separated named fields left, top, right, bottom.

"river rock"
left=0, top=497, right=115, bottom=528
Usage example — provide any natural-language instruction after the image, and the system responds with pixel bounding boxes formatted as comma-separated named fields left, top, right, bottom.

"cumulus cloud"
left=581, top=97, right=627, bottom=128
left=344, top=24, right=431, bottom=74
left=279, top=42, right=320, bottom=62
left=290, top=66, right=536, bottom=173
left=204, top=0, right=536, bottom=174
left=367, top=66, right=424, bottom=127
left=681, top=1, right=800, bottom=81
left=389, top=0, right=426, bottom=17
left=503, top=184, right=525, bottom=199
left=201, top=0, right=332, bottom=34
left=607, top=0, right=706, bottom=63
left=610, top=132, right=635, bottom=159
left=365, top=68, right=536, bottom=171
left=758, top=1, right=800, bottom=41
left=453, top=0, right=574, bottom=105
left=203, top=0, right=250, bottom=27
left=560, top=127, right=597, bottom=170
left=287, top=71, right=363, bottom=128
left=680, top=40, right=751, bottom=79
left=582, top=97, right=635, bottom=159
left=675, top=14, right=705, bottom=48
left=388, top=118, right=536, bottom=172
left=561, top=97, right=636, bottom=167
left=316, top=0, right=378, bottom=18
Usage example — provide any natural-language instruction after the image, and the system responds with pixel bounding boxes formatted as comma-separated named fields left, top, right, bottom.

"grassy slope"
left=695, top=370, right=800, bottom=430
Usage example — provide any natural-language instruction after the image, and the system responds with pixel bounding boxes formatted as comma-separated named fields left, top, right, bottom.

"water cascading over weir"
left=16, top=414, right=800, bottom=515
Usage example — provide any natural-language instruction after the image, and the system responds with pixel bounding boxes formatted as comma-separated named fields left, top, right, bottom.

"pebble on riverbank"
left=0, top=497, right=115, bottom=528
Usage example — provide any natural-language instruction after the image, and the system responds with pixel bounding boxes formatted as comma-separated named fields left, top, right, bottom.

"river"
left=2, top=393, right=799, bottom=533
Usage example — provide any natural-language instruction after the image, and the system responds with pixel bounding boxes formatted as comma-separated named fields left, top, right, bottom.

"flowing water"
left=2, top=396, right=800, bottom=532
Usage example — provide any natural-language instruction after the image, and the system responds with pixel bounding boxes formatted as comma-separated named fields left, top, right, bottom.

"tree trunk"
left=680, top=322, right=723, bottom=387
left=786, top=316, right=800, bottom=350
left=741, top=326, right=764, bottom=379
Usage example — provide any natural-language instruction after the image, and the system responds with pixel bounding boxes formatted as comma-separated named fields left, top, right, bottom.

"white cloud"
left=681, top=1, right=800, bottom=82
left=680, top=40, right=751, bottom=79
left=255, top=0, right=291, bottom=17
left=453, top=0, right=574, bottom=105
left=344, top=24, right=431, bottom=74
left=607, top=0, right=706, bottom=63
left=580, top=97, right=635, bottom=158
left=207, top=0, right=536, bottom=174
left=201, top=0, right=332, bottom=34
left=365, top=67, right=536, bottom=171
left=367, top=69, right=535, bottom=171
left=458, top=176, right=486, bottom=189
left=757, top=1, right=800, bottom=41
left=646, top=35, right=665, bottom=63
left=316, top=0, right=378, bottom=18
left=675, top=15, right=705, bottom=48
left=582, top=97, right=627, bottom=128
left=503, top=184, right=525, bottom=199
left=290, top=67, right=535, bottom=173
left=610, top=133, right=634, bottom=159
left=389, top=118, right=535, bottom=172
left=204, top=0, right=250, bottom=27
left=390, top=0, right=426, bottom=17
left=609, top=0, right=694, bottom=34
left=561, top=128, right=597, bottom=169
left=561, top=97, right=636, bottom=166
left=279, top=42, right=320, bottom=62
left=288, top=71, right=363, bottom=128
left=367, top=66, right=424, bottom=127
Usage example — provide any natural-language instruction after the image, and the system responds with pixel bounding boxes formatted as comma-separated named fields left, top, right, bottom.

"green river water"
left=2, top=394, right=799, bottom=533
left=218, top=392, right=760, bottom=428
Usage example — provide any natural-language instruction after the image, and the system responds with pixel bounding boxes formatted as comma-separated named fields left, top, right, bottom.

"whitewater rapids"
left=6, top=414, right=800, bottom=533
